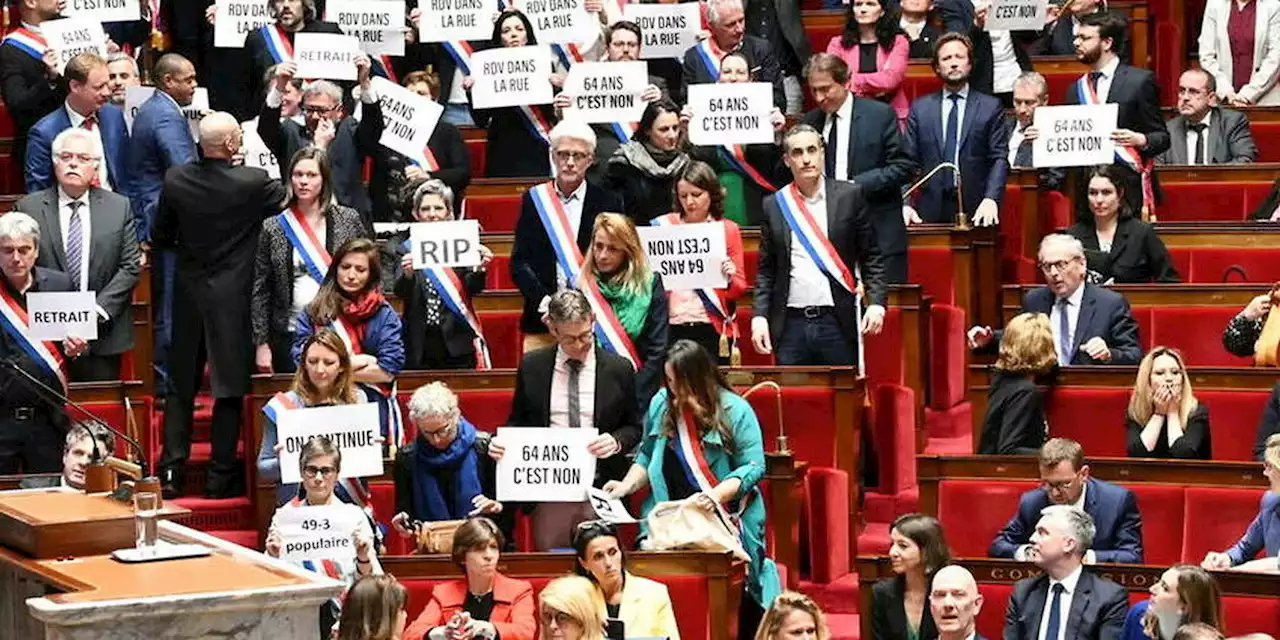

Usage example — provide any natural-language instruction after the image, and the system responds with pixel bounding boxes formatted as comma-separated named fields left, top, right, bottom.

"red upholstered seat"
left=475, top=311, right=523, bottom=369
left=804, top=466, right=851, bottom=583
left=487, top=256, right=515, bottom=291
left=975, top=583, right=1015, bottom=640
left=929, top=304, right=966, bottom=412
left=1128, top=485, right=1185, bottom=566
left=1143, top=307, right=1250, bottom=367
left=465, top=139, right=486, bottom=177
left=923, top=403, right=973, bottom=454
left=744, top=387, right=836, bottom=470
left=1181, top=487, right=1268, bottom=563
left=1195, top=390, right=1270, bottom=461
left=457, top=390, right=516, bottom=432
left=1042, top=388, right=1129, bottom=457
left=906, top=248, right=955, bottom=306
left=467, top=195, right=521, bottom=234
left=1223, top=595, right=1280, bottom=637
left=732, top=312, right=774, bottom=367
left=1185, top=248, right=1280, bottom=284
left=936, top=479, right=1037, bottom=557
left=872, top=384, right=918, bottom=495
left=1160, top=183, right=1274, bottom=222
left=1253, top=123, right=1280, bottom=162
left=865, top=307, right=906, bottom=392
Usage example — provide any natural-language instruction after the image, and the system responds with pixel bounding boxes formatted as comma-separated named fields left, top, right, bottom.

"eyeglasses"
left=557, top=329, right=596, bottom=346
left=1038, top=258, right=1078, bottom=274
left=302, top=465, right=337, bottom=478
left=575, top=519, right=616, bottom=534
left=553, top=150, right=591, bottom=163
left=55, top=152, right=99, bottom=164
left=539, top=610, right=576, bottom=626
left=1041, top=478, right=1076, bottom=492
left=420, top=420, right=455, bottom=440
left=302, top=104, right=337, bottom=115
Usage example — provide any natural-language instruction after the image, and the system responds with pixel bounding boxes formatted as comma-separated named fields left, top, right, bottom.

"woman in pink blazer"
left=826, top=0, right=911, bottom=129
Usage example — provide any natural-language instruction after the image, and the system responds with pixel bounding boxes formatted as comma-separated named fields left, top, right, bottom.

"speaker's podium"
left=0, top=487, right=344, bottom=639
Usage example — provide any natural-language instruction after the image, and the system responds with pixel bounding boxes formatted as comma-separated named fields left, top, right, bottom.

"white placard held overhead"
left=562, top=61, right=648, bottom=124
left=63, top=0, right=142, bottom=23
left=408, top=220, right=482, bottom=269
left=242, top=121, right=281, bottom=179
left=294, top=32, right=364, bottom=81
left=371, top=76, right=442, bottom=165
left=215, top=0, right=275, bottom=48
left=276, top=403, right=384, bottom=484
left=636, top=223, right=728, bottom=291
left=686, top=82, right=775, bottom=146
left=1032, top=103, right=1119, bottom=168
left=470, top=46, right=553, bottom=109
left=418, top=0, right=496, bottom=42
left=123, top=85, right=210, bottom=142
left=622, top=4, right=701, bottom=60
left=985, top=0, right=1050, bottom=31
left=512, top=0, right=596, bottom=44
left=325, top=0, right=406, bottom=56
left=274, top=505, right=366, bottom=563
left=41, top=18, right=108, bottom=75
left=26, top=291, right=98, bottom=341
left=496, top=427, right=598, bottom=502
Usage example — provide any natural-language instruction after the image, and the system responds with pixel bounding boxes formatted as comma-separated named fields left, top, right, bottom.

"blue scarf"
left=412, top=417, right=484, bottom=521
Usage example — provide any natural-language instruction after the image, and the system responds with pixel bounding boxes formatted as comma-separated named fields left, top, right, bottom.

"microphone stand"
left=903, top=162, right=968, bottom=229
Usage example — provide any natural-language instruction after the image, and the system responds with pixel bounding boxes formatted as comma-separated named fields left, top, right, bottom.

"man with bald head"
left=153, top=111, right=288, bottom=500
left=930, top=565, right=985, bottom=640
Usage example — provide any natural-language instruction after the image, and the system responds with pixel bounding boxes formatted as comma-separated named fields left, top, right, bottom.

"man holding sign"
left=0, top=0, right=70, bottom=171
left=244, top=0, right=344, bottom=109
left=680, top=0, right=784, bottom=111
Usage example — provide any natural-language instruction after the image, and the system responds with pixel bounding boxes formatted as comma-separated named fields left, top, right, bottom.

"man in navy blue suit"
left=968, top=234, right=1142, bottom=365
left=903, top=32, right=1009, bottom=227
left=990, top=438, right=1144, bottom=564
left=25, top=53, right=130, bottom=195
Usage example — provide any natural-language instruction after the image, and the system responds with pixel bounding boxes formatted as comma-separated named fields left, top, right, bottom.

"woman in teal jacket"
left=603, top=339, right=781, bottom=638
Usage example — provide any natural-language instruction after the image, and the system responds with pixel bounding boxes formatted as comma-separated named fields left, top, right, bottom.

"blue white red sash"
left=1075, top=75, right=1156, bottom=217
left=442, top=41, right=475, bottom=75
left=672, top=409, right=748, bottom=523
left=261, top=24, right=294, bottom=64
left=718, top=145, right=777, bottom=192
left=268, top=393, right=374, bottom=510
left=774, top=184, right=857, bottom=296
left=516, top=104, right=553, bottom=147
left=330, top=316, right=363, bottom=356
left=404, top=240, right=493, bottom=370
left=651, top=215, right=733, bottom=333
left=608, top=122, right=637, bottom=144
left=376, top=55, right=398, bottom=84
left=277, top=208, right=331, bottom=285
left=0, top=286, right=67, bottom=390
left=409, top=146, right=441, bottom=171
left=529, top=182, right=587, bottom=284
left=551, top=43, right=585, bottom=70
left=694, top=40, right=724, bottom=82
left=2, top=28, right=48, bottom=60
left=577, top=274, right=641, bottom=368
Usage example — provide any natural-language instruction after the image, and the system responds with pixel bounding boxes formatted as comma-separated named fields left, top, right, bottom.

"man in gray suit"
left=1158, top=69, right=1258, bottom=165
left=17, top=128, right=142, bottom=382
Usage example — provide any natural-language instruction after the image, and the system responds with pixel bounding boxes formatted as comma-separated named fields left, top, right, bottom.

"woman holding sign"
left=1066, top=165, right=1180, bottom=284
left=605, top=98, right=691, bottom=223
left=602, top=339, right=781, bottom=636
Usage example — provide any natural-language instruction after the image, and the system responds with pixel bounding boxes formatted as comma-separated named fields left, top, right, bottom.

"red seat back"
left=906, top=247, right=955, bottom=306
left=929, top=304, right=966, bottom=410
left=1043, top=388, right=1129, bottom=457
left=1223, top=595, right=1280, bottom=637
left=1144, top=307, right=1252, bottom=367
left=475, top=311, right=523, bottom=369
left=937, top=479, right=1037, bottom=557
left=743, top=387, right=836, bottom=470
left=871, top=384, right=917, bottom=494
left=865, top=307, right=906, bottom=391
left=1181, top=487, right=1267, bottom=563
left=975, top=583, right=1015, bottom=640
left=1196, top=390, right=1270, bottom=461
left=467, top=195, right=521, bottom=234
left=1128, top=484, right=1185, bottom=566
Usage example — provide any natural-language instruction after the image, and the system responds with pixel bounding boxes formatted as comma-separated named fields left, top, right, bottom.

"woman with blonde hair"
left=336, top=574, right=409, bottom=640
left=1127, top=347, right=1212, bottom=459
left=978, top=313, right=1057, bottom=454
left=753, top=591, right=830, bottom=640
left=538, top=576, right=607, bottom=640
left=581, top=212, right=669, bottom=409
left=1121, top=565, right=1222, bottom=640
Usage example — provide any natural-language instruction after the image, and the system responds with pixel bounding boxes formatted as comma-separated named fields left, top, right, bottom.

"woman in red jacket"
left=403, top=518, right=536, bottom=640
left=655, top=160, right=749, bottom=364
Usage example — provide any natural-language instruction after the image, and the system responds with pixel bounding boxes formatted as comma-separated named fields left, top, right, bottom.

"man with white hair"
left=968, top=233, right=1142, bottom=365
left=930, top=565, right=985, bottom=640
left=680, top=0, right=786, bottom=111
left=153, top=111, right=288, bottom=500
left=510, top=120, right=623, bottom=353
left=16, top=127, right=141, bottom=381
left=1004, top=505, right=1129, bottom=640
left=0, top=212, right=84, bottom=474
left=105, top=52, right=139, bottom=107
left=25, top=52, right=131, bottom=194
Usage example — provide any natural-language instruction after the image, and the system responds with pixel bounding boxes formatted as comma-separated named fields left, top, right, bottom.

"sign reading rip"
left=409, top=220, right=482, bottom=269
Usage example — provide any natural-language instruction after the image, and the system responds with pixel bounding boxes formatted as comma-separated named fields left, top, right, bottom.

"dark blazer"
left=871, top=575, right=939, bottom=640
left=603, top=147, right=688, bottom=224
left=990, top=476, right=1144, bottom=564
left=744, top=0, right=811, bottom=75
left=1157, top=107, right=1258, bottom=165
left=510, top=182, right=623, bottom=333
left=1225, top=490, right=1280, bottom=565
left=1029, top=11, right=1132, bottom=63
left=801, top=97, right=918, bottom=256
left=472, top=104, right=555, bottom=179
left=26, top=103, right=132, bottom=195
left=629, top=275, right=671, bottom=411
left=244, top=19, right=345, bottom=113
left=382, top=232, right=487, bottom=369
left=371, top=121, right=470, bottom=223
left=507, top=345, right=642, bottom=485
left=19, top=187, right=142, bottom=356
left=1003, top=570, right=1129, bottom=640
left=1020, top=284, right=1143, bottom=365
left=979, top=371, right=1048, bottom=455
left=0, top=38, right=65, bottom=169
left=1125, top=404, right=1212, bottom=459
left=1066, top=218, right=1180, bottom=284
left=904, top=88, right=1010, bottom=223
left=679, top=34, right=786, bottom=110
left=128, top=91, right=198, bottom=242
left=1248, top=177, right=1280, bottom=220
left=906, top=23, right=944, bottom=59
left=689, top=141, right=786, bottom=226
left=1254, top=383, right=1280, bottom=461
left=0, top=266, right=74, bottom=409
left=753, top=180, right=888, bottom=348
left=1063, top=64, right=1171, bottom=162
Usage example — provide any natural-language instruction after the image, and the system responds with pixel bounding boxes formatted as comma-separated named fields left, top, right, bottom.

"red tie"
left=82, top=114, right=97, bottom=131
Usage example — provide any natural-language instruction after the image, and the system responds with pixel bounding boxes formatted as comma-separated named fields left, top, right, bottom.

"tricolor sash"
left=552, top=42, right=585, bottom=70
left=330, top=316, right=363, bottom=356
left=403, top=240, right=493, bottom=370
left=529, top=182, right=587, bottom=284
left=442, top=41, right=475, bottom=75
left=608, top=121, right=637, bottom=144
left=421, top=147, right=441, bottom=171
left=1075, top=75, right=1156, bottom=218
left=284, top=497, right=355, bottom=580
left=694, top=40, right=724, bottom=82
left=2, top=28, right=48, bottom=60
left=277, top=208, right=331, bottom=285
left=577, top=274, right=641, bottom=368
left=650, top=215, right=737, bottom=353
left=718, top=144, right=778, bottom=192
left=376, top=55, right=398, bottom=84
left=0, top=286, right=67, bottom=390
left=774, top=184, right=857, bottom=295
left=261, top=24, right=294, bottom=64
left=516, top=104, right=553, bottom=146
left=671, top=409, right=749, bottom=522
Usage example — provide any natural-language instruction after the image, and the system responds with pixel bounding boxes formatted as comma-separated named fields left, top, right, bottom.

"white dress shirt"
left=1008, top=123, right=1027, bottom=166
left=65, top=103, right=112, bottom=191
left=57, top=187, right=92, bottom=293
left=941, top=85, right=970, bottom=168
left=1049, top=283, right=1086, bottom=364
left=822, top=92, right=855, bottom=181
left=988, top=32, right=1020, bottom=94
left=549, top=346, right=596, bottom=431
left=1091, top=56, right=1121, bottom=103
left=1183, top=109, right=1213, bottom=165
left=785, top=180, right=836, bottom=308
left=1036, top=564, right=1084, bottom=640
left=554, top=179, right=588, bottom=289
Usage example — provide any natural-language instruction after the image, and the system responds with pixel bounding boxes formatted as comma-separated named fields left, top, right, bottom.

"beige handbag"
left=415, top=519, right=466, bottom=554
left=643, top=493, right=750, bottom=562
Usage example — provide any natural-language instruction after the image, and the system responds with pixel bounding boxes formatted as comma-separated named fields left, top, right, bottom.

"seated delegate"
left=1121, top=564, right=1222, bottom=640
left=979, top=312, right=1055, bottom=455
left=571, top=520, right=680, bottom=639
left=1126, top=348, right=1212, bottom=460
left=1222, top=286, right=1276, bottom=359
left=1201, top=434, right=1280, bottom=574
left=873, top=514, right=952, bottom=640
left=1066, top=165, right=1179, bottom=284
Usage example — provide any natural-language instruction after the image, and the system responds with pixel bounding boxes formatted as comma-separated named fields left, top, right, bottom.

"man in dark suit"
left=1008, top=72, right=1065, bottom=191
left=801, top=53, right=917, bottom=284
left=153, top=112, right=288, bottom=499
left=969, top=234, right=1142, bottom=365
left=932, top=0, right=1034, bottom=103
left=26, top=53, right=132, bottom=196
left=1158, top=69, right=1258, bottom=165
left=743, top=0, right=810, bottom=114
left=19, top=128, right=141, bottom=382
left=510, top=121, right=623, bottom=353
left=680, top=0, right=785, bottom=110
left=259, top=57, right=382, bottom=224
left=904, top=32, right=1009, bottom=227
left=751, top=124, right=888, bottom=367
left=18, top=422, right=114, bottom=489
left=0, top=0, right=66, bottom=173
left=1003, top=505, right=1129, bottom=640
left=502, top=289, right=641, bottom=549
left=990, top=438, right=1144, bottom=564
left=930, top=565, right=986, bottom=640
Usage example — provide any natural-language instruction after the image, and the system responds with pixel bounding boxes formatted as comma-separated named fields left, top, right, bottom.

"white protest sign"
left=985, top=0, right=1050, bottom=31
left=637, top=223, right=728, bottom=291
left=242, top=121, right=281, bottom=179
left=294, top=32, right=363, bottom=81
left=408, top=220, right=481, bottom=269
left=686, top=82, right=775, bottom=146
left=62, top=0, right=141, bottom=23
left=623, top=3, right=700, bottom=60
left=562, top=61, right=647, bottom=124
left=26, top=291, right=98, bottom=341
left=123, top=85, right=210, bottom=142
left=371, top=76, right=441, bottom=165
left=419, top=0, right=496, bottom=42
left=1032, top=103, right=1119, bottom=168
left=215, top=0, right=275, bottom=48
left=587, top=487, right=638, bottom=524
left=512, top=0, right=595, bottom=44
left=326, top=0, right=406, bottom=56
left=276, top=403, right=383, bottom=484
left=470, top=46, right=553, bottom=109
left=496, top=427, right=598, bottom=502
left=274, top=504, right=365, bottom=563
left=41, top=18, right=108, bottom=76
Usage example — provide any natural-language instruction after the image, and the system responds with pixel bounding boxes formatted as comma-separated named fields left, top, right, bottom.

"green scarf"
left=596, top=274, right=653, bottom=338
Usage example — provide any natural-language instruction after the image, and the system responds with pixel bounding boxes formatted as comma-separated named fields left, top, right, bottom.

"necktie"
left=1057, top=298, right=1072, bottom=364
left=81, top=113, right=97, bottom=131
left=824, top=113, right=839, bottom=179
left=66, top=200, right=85, bottom=291
left=567, top=359, right=583, bottom=430
left=943, top=93, right=961, bottom=186
left=1188, top=123, right=1208, bottom=165
left=1088, top=71, right=1103, bottom=96
left=1044, top=583, right=1066, bottom=640
left=1015, top=138, right=1034, bottom=167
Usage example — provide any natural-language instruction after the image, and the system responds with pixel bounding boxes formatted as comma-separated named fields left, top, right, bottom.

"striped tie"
left=66, top=200, right=84, bottom=290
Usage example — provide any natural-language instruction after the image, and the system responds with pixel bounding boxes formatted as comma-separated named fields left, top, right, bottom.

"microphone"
left=902, top=162, right=968, bottom=228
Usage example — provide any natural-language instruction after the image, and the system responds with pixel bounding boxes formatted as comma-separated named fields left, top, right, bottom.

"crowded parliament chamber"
left=2, top=0, right=1280, bottom=637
